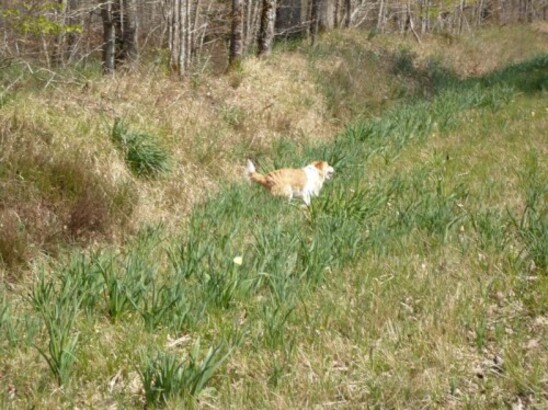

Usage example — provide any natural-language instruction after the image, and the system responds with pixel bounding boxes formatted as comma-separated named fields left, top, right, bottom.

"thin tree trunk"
left=377, top=0, right=385, bottom=32
left=258, top=0, right=276, bottom=57
left=459, top=0, right=466, bottom=34
left=101, top=1, right=116, bottom=75
left=112, top=0, right=123, bottom=64
left=52, top=0, right=68, bottom=67
left=420, top=0, right=429, bottom=34
left=66, top=0, right=80, bottom=63
left=121, top=0, right=138, bottom=65
left=244, top=0, right=252, bottom=49
left=406, top=1, right=422, bottom=44
left=178, top=0, right=186, bottom=76
left=185, top=0, right=191, bottom=69
left=229, top=0, right=244, bottom=69
left=168, top=0, right=175, bottom=65
left=344, top=0, right=352, bottom=27
left=310, top=0, right=321, bottom=45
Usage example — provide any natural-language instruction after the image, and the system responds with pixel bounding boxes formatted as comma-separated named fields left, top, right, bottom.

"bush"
left=112, top=119, right=171, bottom=177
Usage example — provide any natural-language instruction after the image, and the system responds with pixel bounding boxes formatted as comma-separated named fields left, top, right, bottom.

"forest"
left=1, top=0, right=545, bottom=75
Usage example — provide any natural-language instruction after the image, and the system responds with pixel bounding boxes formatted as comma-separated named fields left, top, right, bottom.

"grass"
left=138, top=339, right=235, bottom=406
left=111, top=119, right=172, bottom=177
left=0, top=25, right=547, bottom=408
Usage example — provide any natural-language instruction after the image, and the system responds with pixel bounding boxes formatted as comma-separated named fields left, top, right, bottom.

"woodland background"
left=1, top=0, right=546, bottom=75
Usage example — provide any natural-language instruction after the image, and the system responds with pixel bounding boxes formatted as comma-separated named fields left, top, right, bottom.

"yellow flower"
left=233, top=256, right=243, bottom=266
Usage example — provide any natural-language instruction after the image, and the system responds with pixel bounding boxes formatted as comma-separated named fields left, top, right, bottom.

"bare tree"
left=319, top=0, right=334, bottom=30
left=258, top=0, right=276, bottom=56
left=66, top=0, right=81, bottom=63
left=120, top=0, right=138, bottom=65
left=52, top=0, right=68, bottom=67
left=310, top=0, right=322, bottom=45
left=377, top=0, right=387, bottom=32
left=101, top=1, right=116, bottom=74
left=344, top=0, right=352, bottom=27
left=229, top=0, right=244, bottom=68
left=169, top=0, right=188, bottom=77
left=0, top=0, right=545, bottom=73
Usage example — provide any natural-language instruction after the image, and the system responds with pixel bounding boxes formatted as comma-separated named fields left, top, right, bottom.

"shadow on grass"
left=395, top=51, right=548, bottom=97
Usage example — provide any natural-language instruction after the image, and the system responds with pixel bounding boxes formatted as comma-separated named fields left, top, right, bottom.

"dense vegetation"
left=1, top=25, right=547, bottom=408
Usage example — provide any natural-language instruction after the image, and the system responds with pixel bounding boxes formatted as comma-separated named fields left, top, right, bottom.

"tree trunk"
left=344, top=0, right=352, bottom=27
left=310, top=0, right=321, bottom=45
left=458, top=0, right=468, bottom=34
left=258, top=0, right=276, bottom=56
left=419, top=0, right=429, bottom=34
left=319, top=0, right=334, bottom=30
left=52, top=0, right=68, bottom=67
left=178, top=0, right=187, bottom=76
left=101, top=1, right=116, bottom=75
left=121, top=0, right=138, bottom=65
left=229, top=0, right=244, bottom=69
left=377, top=0, right=386, bottom=32
left=66, top=0, right=80, bottom=63
left=168, top=0, right=190, bottom=77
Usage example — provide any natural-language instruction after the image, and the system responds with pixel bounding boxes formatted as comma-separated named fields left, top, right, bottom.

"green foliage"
left=112, top=119, right=171, bottom=177
left=30, top=272, right=82, bottom=386
left=510, top=152, right=548, bottom=270
left=1, top=1, right=82, bottom=36
left=480, top=54, right=548, bottom=93
left=138, top=339, right=233, bottom=406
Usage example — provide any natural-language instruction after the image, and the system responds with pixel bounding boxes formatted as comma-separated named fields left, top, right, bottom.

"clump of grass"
left=510, top=152, right=547, bottom=271
left=30, top=273, right=82, bottom=386
left=0, top=291, right=17, bottom=349
left=138, top=339, right=233, bottom=406
left=97, top=250, right=148, bottom=323
left=111, top=119, right=171, bottom=177
left=0, top=289, right=41, bottom=350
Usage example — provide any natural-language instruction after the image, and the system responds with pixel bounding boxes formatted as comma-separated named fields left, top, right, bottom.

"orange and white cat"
left=245, top=159, right=334, bottom=205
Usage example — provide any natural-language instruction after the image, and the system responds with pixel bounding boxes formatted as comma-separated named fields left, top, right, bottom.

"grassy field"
left=0, top=25, right=547, bottom=408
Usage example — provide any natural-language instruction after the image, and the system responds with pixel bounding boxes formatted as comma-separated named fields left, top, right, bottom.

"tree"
left=169, top=0, right=188, bottom=77
left=52, top=0, right=68, bottom=66
left=100, top=1, right=115, bottom=74
left=229, top=0, right=244, bottom=69
left=120, top=0, right=138, bottom=65
left=258, top=0, right=276, bottom=57
left=310, top=0, right=322, bottom=45
left=99, top=0, right=138, bottom=74
left=344, top=0, right=352, bottom=27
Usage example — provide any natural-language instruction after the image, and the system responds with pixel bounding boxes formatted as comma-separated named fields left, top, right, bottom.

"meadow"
left=0, top=25, right=547, bottom=408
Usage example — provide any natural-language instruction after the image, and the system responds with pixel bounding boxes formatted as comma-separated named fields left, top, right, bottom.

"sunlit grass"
left=0, top=28, right=546, bottom=408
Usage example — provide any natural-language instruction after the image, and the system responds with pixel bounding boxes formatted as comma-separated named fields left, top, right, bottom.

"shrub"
left=111, top=119, right=171, bottom=177
left=138, top=340, right=232, bottom=406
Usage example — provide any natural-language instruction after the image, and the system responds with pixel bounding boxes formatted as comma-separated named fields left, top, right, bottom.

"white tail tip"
left=245, top=159, right=256, bottom=175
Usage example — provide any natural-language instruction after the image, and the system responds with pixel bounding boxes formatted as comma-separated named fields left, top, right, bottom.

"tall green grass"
left=111, top=119, right=171, bottom=177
